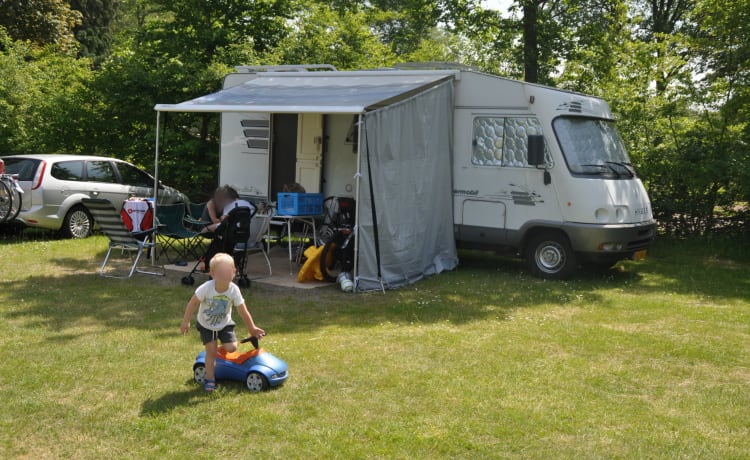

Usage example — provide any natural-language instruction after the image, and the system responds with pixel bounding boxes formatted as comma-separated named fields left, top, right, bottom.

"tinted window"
left=3, top=157, right=41, bottom=181
left=51, top=161, right=85, bottom=181
left=86, top=161, right=117, bottom=183
left=116, top=162, right=153, bottom=188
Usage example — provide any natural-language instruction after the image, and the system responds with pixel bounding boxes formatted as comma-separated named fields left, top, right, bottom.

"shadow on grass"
left=252, top=250, right=641, bottom=334
left=622, top=237, right=750, bottom=299
left=2, top=236, right=748, bottom=338
left=140, top=383, right=210, bottom=416
left=140, top=380, right=281, bottom=416
left=0, top=225, right=59, bottom=243
left=0, top=271, right=181, bottom=333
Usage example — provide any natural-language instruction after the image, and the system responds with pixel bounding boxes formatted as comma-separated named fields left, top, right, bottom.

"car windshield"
left=553, top=117, right=635, bottom=178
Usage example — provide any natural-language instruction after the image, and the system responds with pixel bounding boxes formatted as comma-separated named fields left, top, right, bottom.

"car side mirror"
left=527, top=135, right=545, bottom=166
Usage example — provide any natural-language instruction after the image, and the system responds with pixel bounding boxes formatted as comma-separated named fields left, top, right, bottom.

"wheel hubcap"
left=69, top=211, right=90, bottom=238
left=536, top=242, right=565, bottom=273
left=194, top=366, right=206, bottom=384
left=246, top=373, right=263, bottom=392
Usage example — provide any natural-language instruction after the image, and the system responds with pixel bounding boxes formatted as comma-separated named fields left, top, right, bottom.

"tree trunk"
left=522, top=0, right=539, bottom=83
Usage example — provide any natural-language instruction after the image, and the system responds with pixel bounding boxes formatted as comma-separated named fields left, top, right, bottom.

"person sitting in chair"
left=203, top=185, right=255, bottom=233
left=222, top=185, right=256, bottom=217
left=201, top=187, right=229, bottom=230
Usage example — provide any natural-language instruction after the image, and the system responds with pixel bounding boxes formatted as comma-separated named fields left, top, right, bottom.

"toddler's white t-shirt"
left=195, top=280, right=244, bottom=331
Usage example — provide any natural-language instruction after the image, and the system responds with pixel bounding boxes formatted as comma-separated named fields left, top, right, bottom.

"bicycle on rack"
left=0, top=172, right=23, bottom=224
left=318, top=197, right=356, bottom=282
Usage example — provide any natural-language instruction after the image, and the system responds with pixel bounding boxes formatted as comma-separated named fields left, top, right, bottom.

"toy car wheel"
left=245, top=371, right=268, bottom=392
left=193, top=363, right=207, bottom=385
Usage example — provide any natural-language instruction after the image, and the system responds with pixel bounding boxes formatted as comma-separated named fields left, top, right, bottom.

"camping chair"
left=181, top=206, right=255, bottom=287
left=81, top=198, right=164, bottom=279
left=184, top=202, right=209, bottom=231
left=235, top=212, right=273, bottom=281
left=156, top=203, right=203, bottom=263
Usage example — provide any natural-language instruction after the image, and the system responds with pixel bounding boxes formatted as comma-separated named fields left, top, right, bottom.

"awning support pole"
left=352, top=114, right=362, bottom=291
left=152, top=111, right=161, bottom=265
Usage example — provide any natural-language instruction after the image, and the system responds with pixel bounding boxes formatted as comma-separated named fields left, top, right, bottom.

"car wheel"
left=61, top=205, right=93, bottom=239
left=193, top=364, right=207, bottom=385
left=245, top=371, right=268, bottom=392
left=524, top=231, right=577, bottom=280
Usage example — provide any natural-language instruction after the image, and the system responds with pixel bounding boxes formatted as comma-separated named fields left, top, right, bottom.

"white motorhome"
left=155, top=64, right=655, bottom=287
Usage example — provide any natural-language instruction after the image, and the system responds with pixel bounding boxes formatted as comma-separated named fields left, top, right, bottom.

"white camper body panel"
left=450, top=72, right=654, bottom=270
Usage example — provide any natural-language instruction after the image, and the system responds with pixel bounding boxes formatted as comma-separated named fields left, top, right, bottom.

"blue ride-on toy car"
left=193, top=336, right=288, bottom=392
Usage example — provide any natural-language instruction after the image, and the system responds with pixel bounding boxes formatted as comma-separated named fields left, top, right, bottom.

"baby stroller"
left=181, top=206, right=255, bottom=287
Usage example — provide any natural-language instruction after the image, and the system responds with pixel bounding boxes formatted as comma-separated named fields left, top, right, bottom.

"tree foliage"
left=0, top=0, right=82, bottom=50
left=0, top=0, right=747, bottom=233
left=83, top=0, right=296, bottom=200
left=273, top=2, right=394, bottom=69
left=70, top=0, right=118, bottom=62
left=0, top=30, right=93, bottom=153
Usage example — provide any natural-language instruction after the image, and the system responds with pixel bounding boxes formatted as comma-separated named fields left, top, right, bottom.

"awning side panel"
left=356, top=81, right=458, bottom=291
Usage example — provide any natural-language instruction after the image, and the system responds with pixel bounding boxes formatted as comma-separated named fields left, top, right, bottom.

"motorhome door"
left=295, top=113, right=323, bottom=193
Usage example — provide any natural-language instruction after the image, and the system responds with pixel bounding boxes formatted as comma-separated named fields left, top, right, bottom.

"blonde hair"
left=209, top=253, right=235, bottom=272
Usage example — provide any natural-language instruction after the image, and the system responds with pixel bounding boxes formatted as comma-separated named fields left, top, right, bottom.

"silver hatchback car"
left=2, top=154, right=190, bottom=238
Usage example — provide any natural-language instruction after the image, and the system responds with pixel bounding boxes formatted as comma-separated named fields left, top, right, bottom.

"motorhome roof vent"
left=556, top=101, right=584, bottom=113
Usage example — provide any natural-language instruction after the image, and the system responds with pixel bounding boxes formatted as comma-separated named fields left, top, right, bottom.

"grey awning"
left=154, top=70, right=456, bottom=114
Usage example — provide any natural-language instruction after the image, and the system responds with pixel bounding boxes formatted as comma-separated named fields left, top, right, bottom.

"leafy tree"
left=0, top=0, right=81, bottom=50
left=83, top=0, right=296, bottom=200
left=688, top=0, right=750, bottom=230
left=631, top=0, right=695, bottom=94
left=314, top=0, right=485, bottom=60
left=0, top=30, right=93, bottom=154
left=273, top=1, right=394, bottom=69
left=70, top=0, right=119, bottom=63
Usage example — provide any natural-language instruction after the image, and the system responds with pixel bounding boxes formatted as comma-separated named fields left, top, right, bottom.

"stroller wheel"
left=237, top=276, right=250, bottom=288
left=181, top=275, right=195, bottom=286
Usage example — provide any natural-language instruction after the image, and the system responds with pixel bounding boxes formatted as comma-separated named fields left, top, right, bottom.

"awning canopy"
left=154, top=70, right=456, bottom=114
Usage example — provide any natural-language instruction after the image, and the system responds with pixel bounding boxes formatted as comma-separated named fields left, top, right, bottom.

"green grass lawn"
left=1, top=232, right=748, bottom=459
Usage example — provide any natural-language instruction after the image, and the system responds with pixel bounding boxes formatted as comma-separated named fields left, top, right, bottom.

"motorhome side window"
left=472, top=117, right=551, bottom=167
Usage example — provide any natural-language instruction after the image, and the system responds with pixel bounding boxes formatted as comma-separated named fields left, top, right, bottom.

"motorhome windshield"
left=553, top=117, right=635, bottom=178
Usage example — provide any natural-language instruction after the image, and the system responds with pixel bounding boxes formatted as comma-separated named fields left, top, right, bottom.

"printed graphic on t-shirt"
left=203, top=295, right=230, bottom=326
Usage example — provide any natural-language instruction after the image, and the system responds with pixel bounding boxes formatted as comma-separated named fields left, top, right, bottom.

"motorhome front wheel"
left=525, top=232, right=577, bottom=280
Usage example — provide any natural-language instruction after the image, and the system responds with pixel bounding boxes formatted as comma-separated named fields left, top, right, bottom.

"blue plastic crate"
left=277, top=193, right=323, bottom=216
